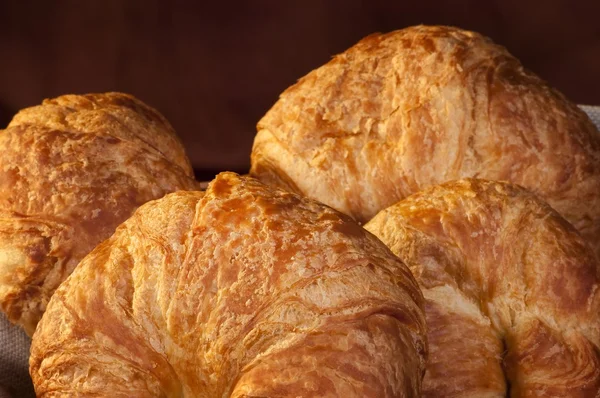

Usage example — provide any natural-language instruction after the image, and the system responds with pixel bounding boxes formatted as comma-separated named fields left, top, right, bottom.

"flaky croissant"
left=0, top=93, right=198, bottom=335
left=250, top=25, right=600, bottom=259
left=365, top=179, right=600, bottom=397
left=30, top=172, right=427, bottom=397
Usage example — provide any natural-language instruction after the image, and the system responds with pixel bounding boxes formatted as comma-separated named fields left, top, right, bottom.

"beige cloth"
left=580, top=105, right=600, bottom=128
left=0, top=313, right=34, bottom=398
left=1, top=105, right=599, bottom=398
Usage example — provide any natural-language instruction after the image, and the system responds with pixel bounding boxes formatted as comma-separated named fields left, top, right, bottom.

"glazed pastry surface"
left=365, top=179, right=600, bottom=397
left=30, top=172, right=427, bottom=398
left=0, top=93, right=197, bottom=335
left=251, top=25, right=600, bottom=258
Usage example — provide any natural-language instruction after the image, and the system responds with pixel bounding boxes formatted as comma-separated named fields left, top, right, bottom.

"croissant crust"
left=250, top=25, right=600, bottom=258
left=30, top=172, right=427, bottom=397
left=0, top=92, right=198, bottom=335
left=365, top=179, right=600, bottom=397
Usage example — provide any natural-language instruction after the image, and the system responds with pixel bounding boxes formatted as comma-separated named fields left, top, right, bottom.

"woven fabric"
left=580, top=105, right=600, bottom=127
left=1, top=105, right=599, bottom=397
left=0, top=314, right=34, bottom=397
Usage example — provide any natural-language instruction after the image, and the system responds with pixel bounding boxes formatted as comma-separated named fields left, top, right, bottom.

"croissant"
left=0, top=93, right=198, bottom=335
left=30, top=172, right=427, bottom=397
left=365, top=179, right=600, bottom=397
left=250, top=25, right=600, bottom=259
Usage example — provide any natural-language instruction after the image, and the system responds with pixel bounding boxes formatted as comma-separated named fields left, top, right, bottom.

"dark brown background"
left=1, top=1, right=599, bottom=179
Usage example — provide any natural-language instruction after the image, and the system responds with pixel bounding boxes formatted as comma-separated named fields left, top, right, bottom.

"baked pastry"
left=30, top=172, right=427, bottom=397
left=250, top=25, right=600, bottom=259
left=0, top=93, right=198, bottom=335
left=365, top=179, right=600, bottom=396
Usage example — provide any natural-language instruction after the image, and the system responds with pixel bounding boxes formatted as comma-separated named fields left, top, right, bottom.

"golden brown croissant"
left=365, top=179, right=600, bottom=397
left=0, top=92, right=198, bottom=335
left=250, top=25, right=600, bottom=258
left=30, top=172, right=427, bottom=397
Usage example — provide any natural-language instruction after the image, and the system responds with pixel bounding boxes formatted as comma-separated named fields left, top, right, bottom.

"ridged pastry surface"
left=365, top=179, right=600, bottom=397
left=0, top=92, right=198, bottom=335
left=250, top=25, right=600, bottom=258
left=30, top=172, right=427, bottom=397
left=8, top=92, right=194, bottom=175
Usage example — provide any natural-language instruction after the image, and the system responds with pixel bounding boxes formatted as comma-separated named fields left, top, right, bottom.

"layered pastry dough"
left=30, top=172, right=427, bottom=397
left=365, top=179, right=600, bottom=397
left=250, top=25, right=600, bottom=258
left=0, top=93, right=198, bottom=335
